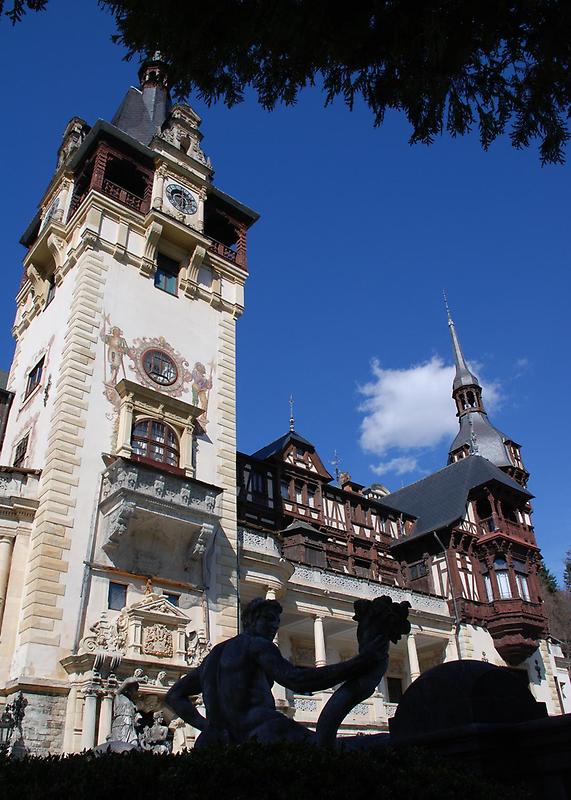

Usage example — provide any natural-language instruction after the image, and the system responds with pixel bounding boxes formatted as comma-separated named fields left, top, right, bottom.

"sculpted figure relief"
left=110, top=678, right=141, bottom=745
left=166, top=596, right=410, bottom=747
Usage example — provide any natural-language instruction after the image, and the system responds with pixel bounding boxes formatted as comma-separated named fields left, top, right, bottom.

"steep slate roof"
left=382, top=455, right=532, bottom=542
left=112, top=84, right=171, bottom=146
left=449, top=411, right=513, bottom=468
left=250, top=430, right=316, bottom=461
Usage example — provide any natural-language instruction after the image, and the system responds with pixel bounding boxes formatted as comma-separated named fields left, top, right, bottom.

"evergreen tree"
left=564, top=548, right=571, bottom=593
left=538, top=560, right=559, bottom=594
left=3, top=0, right=571, bottom=163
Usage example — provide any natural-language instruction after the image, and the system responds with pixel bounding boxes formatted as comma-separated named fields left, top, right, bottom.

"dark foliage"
left=3, top=1, right=571, bottom=163
left=564, top=548, right=571, bottom=592
left=539, top=560, right=559, bottom=593
left=101, top=0, right=571, bottom=165
left=0, top=0, right=46, bottom=24
left=0, top=742, right=530, bottom=800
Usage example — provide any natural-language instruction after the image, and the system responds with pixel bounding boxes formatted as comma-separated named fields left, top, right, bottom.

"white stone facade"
left=0, top=80, right=566, bottom=756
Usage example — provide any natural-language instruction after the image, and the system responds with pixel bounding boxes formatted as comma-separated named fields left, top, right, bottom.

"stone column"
left=63, top=682, right=78, bottom=753
left=116, top=393, right=134, bottom=456
left=314, top=616, right=327, bottom=667
left=152, top=165, right=167, bottom=210
left=81, top=689, right=98, bottom=750
left=97, top=692, right=114, bottom=745
left=406, top=632, right=420, bottom=686
left=0, top=534, right=14, bottom=629
left=181, top=420, right=195, bottom=477
left=444, top=633, right=459, bottom=662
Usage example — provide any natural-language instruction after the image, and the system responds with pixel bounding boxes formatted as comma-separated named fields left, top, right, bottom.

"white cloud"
left=370, top=456, right=419, bottom=476
left=358, top=356, right=502, bottom=475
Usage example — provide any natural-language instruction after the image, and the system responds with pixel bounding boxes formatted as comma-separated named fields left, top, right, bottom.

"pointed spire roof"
left=444, top=295, right=514, bottom=470
left=111, top=54, right=171, bottom=146
left=444, top=292, right=481, bottom=392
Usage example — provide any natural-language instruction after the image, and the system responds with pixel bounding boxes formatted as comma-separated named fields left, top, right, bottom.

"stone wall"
left=20, top=691, right=67, bottom=756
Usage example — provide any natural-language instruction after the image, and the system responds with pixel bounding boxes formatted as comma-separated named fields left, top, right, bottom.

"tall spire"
left=444, top=291, right=482, bottom=396
left=444, top=298, right=519, bottom=477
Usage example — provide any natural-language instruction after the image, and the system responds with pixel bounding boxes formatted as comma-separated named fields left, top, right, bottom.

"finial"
left=443, top=289, right=453, bottom=325
left=289, top=395, right=295, bottom=432
left=331, top=450, right=341, bottom=485
left=468, top=415, right=480, bottom=455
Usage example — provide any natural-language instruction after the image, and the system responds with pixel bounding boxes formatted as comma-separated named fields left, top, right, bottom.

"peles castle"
left=0, top=57, right=569, bottom=755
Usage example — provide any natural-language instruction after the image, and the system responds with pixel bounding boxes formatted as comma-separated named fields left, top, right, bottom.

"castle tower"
left=0, top=57, right=258, bottom=754
left=446, top=304, right=529, bottom=486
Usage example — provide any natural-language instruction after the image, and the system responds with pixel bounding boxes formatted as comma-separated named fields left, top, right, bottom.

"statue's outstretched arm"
left=165, top=668, right=207, bottom=731
left=254, top=638, right=384, bottom=694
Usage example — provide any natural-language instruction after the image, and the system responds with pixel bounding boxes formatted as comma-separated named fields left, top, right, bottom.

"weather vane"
left=331, top=450, right=341, bottom=485
left=289, top=395, right=295, bottom=432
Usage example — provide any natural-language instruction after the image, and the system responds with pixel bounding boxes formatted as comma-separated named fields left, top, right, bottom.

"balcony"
left=478, top=515, right=536, bottom=545
left=99, top=458, right=222, bottom=585
left=101, top=178, right=144, bottom=212
left=459, top=596, right=547, bottom=665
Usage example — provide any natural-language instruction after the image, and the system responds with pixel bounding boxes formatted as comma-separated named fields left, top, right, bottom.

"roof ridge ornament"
left=289, top=394, right=295, bottom=432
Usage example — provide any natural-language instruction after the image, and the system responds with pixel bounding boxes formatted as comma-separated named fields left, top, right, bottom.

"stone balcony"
left=0, top=467, right=40, bottom=523
left=99, top=458, right=222, bottom=584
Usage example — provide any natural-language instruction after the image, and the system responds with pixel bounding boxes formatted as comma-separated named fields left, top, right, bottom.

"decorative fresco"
left=129, top=335, right=192, bottom=398
left=100, top=315, right=214, bottom=431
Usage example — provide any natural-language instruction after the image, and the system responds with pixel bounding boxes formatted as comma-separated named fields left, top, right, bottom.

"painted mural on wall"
left=100, top=315, right=214, bottom=434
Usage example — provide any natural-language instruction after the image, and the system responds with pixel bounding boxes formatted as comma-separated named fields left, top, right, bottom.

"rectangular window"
left=13, top=435, right=29, bottom=468
left=496, top=570, right=512, bottom=599
left=280, top=480, right=290, bottom=500
left=484, top=573, right=494, bottom=602
left=164, top=592, right=179, bottom=607
left=250, top=471, right=265, bottom=494
left=108, top=581, right=127, bottom=611
left=386, top=677, right=403, bottom=704
left=409, top=561, right=428, bottom=580
left=516, top=573, right=531, bottom=601
left=295, top=484, right=303, bottom=504
left=25, top=357, right=44, bottom=399
left=154, top=253, right=179, bottom=296
left=45, top=274, right=56, bottom=307
left=307, top=486, right=316, bottom=508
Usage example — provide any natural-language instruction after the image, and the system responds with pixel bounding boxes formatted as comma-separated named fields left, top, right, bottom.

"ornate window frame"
left=115, top=379, right=203, bottom=478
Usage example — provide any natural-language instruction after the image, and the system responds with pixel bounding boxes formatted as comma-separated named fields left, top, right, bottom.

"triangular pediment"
left=129, top=592, right=189, bottom=619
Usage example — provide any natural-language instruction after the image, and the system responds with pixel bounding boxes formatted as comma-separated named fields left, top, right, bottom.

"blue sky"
left=0, top=0, right=569, bottom=580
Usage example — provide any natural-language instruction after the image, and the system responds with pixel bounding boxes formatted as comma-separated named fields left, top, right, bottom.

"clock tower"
left=0, top=57, right=258, bottom=754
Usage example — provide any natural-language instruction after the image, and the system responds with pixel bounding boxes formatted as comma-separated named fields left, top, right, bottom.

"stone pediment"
left=128, top=592, right=189, bottom=621
left=80, top=593, right=206, bottom=668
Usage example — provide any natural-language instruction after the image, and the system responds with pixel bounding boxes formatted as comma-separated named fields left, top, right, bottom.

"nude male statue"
left=166, top=597, right=392, bottom=747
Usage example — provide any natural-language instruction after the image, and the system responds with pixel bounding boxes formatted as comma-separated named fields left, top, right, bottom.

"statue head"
left=241, top=598, right=283, bottom=640
left=117, top=677, right=140, bottom=700
left=353, top=596, right=411, bottom=647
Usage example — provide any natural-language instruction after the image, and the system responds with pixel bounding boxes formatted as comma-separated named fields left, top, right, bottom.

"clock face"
left=165, top=183, right=198, bottom=215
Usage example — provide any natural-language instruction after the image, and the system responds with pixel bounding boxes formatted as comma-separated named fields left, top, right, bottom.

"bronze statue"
left=166, top=595, right=410, bottom=746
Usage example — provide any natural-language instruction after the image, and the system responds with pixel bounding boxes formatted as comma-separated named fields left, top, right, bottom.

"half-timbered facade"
left=0, top=58, right=568, bottom=756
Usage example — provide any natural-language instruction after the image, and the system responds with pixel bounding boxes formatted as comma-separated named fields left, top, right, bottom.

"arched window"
left=494, top=557, right=512, bottom=599
left=131, top=418, right=179, bottom=467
